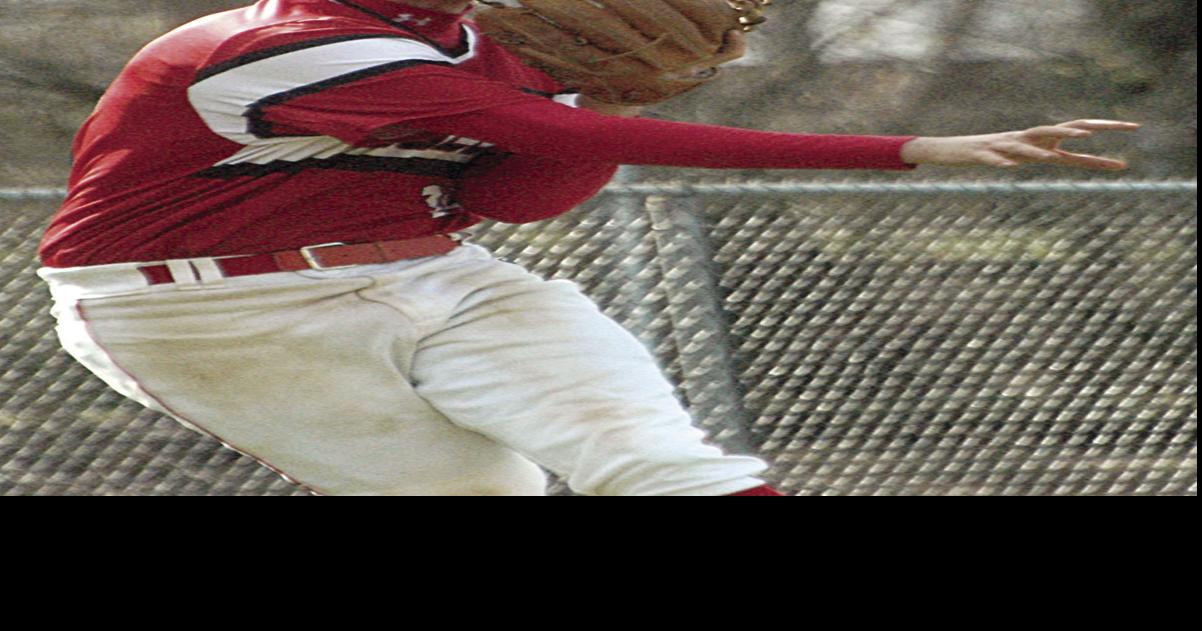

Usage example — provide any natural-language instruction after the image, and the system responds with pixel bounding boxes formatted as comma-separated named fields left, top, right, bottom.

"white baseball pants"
left=40, top=243, right=768, bottom=496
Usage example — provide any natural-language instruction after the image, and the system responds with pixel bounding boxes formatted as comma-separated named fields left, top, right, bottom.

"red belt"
left=138, top=236, right=460, bottom=286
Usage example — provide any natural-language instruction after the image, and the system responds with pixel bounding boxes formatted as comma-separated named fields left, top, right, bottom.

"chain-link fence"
left=1, top=180, right=1196, bottom=495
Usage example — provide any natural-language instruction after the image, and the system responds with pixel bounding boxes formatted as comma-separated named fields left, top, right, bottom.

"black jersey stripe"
left=195, top=154, right=470, bottom=180
left=193, top=34, right=413, bottom=84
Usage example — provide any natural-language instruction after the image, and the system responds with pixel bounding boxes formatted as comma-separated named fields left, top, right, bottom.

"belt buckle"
left=299, top=242, right=354, bottom=270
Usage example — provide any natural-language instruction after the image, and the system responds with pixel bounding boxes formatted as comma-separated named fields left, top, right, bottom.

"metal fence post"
left=642, top=193, right=759, bottom=454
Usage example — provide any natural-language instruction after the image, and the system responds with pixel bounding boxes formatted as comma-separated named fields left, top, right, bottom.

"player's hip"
left=36, top=240, right=568, bottom=341
left=41, top=235, right=474, bottom=297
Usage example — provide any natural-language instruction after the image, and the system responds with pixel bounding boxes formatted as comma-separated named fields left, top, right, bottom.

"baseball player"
left=37, top=0, right=1139, bottom=496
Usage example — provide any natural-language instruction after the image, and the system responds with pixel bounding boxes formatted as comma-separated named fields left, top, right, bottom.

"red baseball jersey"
left=41, top=0, right=576, bottom=266
left=42, top=0, right=916, bottom=267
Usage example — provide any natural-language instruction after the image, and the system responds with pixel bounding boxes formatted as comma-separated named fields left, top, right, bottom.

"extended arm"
left=261, top=65, right=917, bottom=171
left=262, top=65, right=1138, bottom=174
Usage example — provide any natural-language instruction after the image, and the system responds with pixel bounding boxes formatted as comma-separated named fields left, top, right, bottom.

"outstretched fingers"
left=1055, top=119, right=1144, bottom=132
left=1019, top=121, right=1142, bottom=144
left=1051, top=149, right=1129, bottom=171
left=1010, top=120, right=1140, bottom=170
left=1022, top=125, right=1094, bottom=141
left=992, top=141, right=1129, bottom=171
left=899, top=120, right=1140, bottom=170
left=994, top=141, right=1065, bottom=163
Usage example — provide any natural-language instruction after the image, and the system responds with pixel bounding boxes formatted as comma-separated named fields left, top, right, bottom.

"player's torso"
left=40, top=0, right=561, bottom=267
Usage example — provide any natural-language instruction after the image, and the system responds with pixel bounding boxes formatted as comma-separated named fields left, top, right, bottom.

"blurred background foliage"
left=0, top=0, right=1196, bottom=185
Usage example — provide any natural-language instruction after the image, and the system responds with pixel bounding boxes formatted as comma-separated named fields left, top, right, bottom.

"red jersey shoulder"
left=129, top=0, right=568, bottom=95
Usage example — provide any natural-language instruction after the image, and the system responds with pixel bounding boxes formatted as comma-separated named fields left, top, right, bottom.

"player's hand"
left=900, top=120, right=1142, bottom=170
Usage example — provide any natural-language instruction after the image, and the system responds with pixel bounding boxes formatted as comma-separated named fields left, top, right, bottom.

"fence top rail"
left=1, top=179, right=1197, bottom=203
left=602, top=179, right=1199, bottom=196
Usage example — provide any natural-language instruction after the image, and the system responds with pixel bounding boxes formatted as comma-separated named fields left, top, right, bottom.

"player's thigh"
left=57, top=283, right=546, bottom=496
left=414, top=272, right=675, bottom=421
left=408, top=267, right=737, bottom=492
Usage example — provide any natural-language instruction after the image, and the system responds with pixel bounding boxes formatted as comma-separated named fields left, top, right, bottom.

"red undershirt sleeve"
left=260, top=65, right=918, bottom=172
left=414, top=99, right=917, bottom=171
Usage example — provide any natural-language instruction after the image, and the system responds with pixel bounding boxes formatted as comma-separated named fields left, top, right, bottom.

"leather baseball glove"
left=475, top=0, right=772, bottom=106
